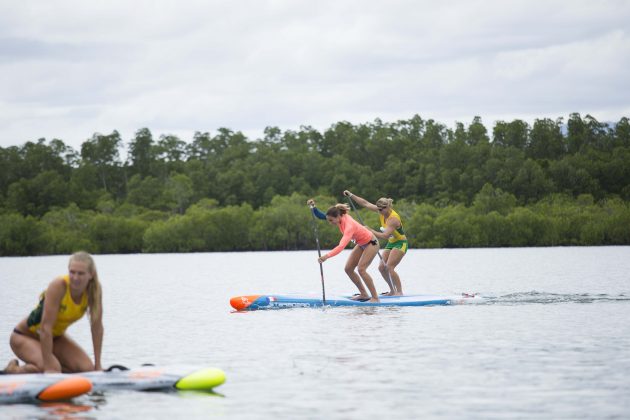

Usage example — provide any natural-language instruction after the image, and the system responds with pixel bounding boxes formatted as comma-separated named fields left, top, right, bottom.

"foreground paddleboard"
left=82, top=365, right=226, bottom=392
left=0, top=374, right=92, bottom=404
left=0, top=365, right=225, bottom=403
left=230, top=293, right=483, bottom=310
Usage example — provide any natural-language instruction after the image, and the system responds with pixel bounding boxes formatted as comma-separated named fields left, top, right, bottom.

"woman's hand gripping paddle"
left=309, top=205, right=326, bottom=305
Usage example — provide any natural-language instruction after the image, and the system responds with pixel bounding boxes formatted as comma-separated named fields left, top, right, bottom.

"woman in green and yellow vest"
left=4, top=251, right=104, bottom=374
left=344, top=190, right=408, bottom=296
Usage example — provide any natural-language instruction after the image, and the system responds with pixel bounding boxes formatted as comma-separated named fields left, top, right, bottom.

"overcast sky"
left=1, top=0, right=629, bottom=150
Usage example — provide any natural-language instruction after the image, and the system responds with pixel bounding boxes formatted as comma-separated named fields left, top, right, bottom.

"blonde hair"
left=69, top=251, right=102, bottom=323
left=326, top=203, right=350, bottom=217
left=376, top=197, right=394, bottom=209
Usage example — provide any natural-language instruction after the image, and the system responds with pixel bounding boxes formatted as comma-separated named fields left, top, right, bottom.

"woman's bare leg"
left=385, top=249, right=405, bottom=296
left=345, top=246, right=369, bottom=299
left=3, top=358, right=40, bottom=374
left=357, top=243, right=380, bottom=302
left=378, top=250, right=396, bottom=295
left=53, top=335, right=94, bottom=373
left=8, top=331, right=60, bottom=373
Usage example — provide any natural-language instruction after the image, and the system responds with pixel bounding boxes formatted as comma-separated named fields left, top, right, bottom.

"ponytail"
left=326, top=203, right=350, bottom=218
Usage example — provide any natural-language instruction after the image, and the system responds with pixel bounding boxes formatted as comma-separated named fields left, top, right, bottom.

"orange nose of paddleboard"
left=230, top=295, right=260, bottom=310
left=38, top=377, right=92, bottom=401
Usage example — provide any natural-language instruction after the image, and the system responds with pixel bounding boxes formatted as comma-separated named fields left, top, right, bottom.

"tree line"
left=1, top=113, right=629, bottom=255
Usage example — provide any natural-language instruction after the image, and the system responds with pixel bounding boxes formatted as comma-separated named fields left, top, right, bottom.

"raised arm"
left=307, top=199, right=326, bottom=220
left=343, top=190, right=379, bottom=212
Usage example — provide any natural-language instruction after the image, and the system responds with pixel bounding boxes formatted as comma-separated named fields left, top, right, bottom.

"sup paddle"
left=344, top=193, right=398, bottom=294
left=309, top=205, right=326, bottom=305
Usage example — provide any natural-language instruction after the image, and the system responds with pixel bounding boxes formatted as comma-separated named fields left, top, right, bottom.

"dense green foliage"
left=1, top=113, right=629, bottom=255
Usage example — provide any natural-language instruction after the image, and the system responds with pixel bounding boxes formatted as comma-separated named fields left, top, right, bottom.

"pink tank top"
left=326, top=214, right=374, bottom=258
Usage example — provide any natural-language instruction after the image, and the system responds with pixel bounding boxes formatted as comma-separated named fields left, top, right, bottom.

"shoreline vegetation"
left=1, top=113, right=629, bottom=256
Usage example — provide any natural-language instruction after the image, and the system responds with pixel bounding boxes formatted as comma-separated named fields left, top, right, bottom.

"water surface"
left=1, top=247, right=629, bottom=419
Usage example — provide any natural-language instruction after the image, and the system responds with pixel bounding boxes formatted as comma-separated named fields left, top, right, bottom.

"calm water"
left=1, top=247, right=629, bottom=419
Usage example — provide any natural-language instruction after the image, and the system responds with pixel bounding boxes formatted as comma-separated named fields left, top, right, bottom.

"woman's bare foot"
left=368, top=297, right=380, bottom=303
left=4, top=359, right=19, bottom=374
left=381, top=290, right=403, bottom=296
left=350, top=294, right=370, bottom=301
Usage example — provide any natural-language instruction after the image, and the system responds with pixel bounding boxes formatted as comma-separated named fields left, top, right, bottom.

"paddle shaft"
left=309, top=205, right=326, bottom=304
left=344, top=195, right=398, bottom=294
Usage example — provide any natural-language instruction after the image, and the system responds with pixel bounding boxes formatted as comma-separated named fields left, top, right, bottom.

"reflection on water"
left=40, top=401, right=94, bottom=419
left=176, top=389, right=225, bottom=399
left=32, top=390, right=225, bottom=419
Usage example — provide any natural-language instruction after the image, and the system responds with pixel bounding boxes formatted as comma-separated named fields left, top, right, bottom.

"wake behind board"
left=230, top=293, right=483, bottom=311
left=0, top=374, right=92, bottom=404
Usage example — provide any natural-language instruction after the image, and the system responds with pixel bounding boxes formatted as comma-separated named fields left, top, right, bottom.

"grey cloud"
left=0, top=0, right=629, bottom=149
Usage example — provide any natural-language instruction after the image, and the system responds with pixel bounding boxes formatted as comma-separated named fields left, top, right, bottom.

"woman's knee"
left=72, top=360, right=95, bottom=373
left=344, top=265, right=356, bottom=276
left=357, top=266, right=370, bottom=276
left=53, top=336, right=93, bottom=373
left=386, top=262, right=398, bottom=272
left=59, top=356, right=93, bottom=373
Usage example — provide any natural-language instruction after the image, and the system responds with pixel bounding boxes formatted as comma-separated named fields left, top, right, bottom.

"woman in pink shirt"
left=309, top=201, right=380, bottom=303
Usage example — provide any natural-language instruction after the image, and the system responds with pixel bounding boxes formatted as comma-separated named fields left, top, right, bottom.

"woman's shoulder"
left=389, top=208, right=402, bottom=218
left=47, top=276, right=68, bottom=292
left=342, top=213, right=357, bottom=223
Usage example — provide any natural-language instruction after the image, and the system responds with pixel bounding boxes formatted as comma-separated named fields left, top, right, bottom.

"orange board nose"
left=38, top=377, right=92, bottom=401
left=230, top=295, right=261, bottom=310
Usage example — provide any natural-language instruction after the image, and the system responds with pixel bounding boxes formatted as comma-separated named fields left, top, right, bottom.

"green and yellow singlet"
left=379, top=209, right=407, bottom=243
left=27, top=275, right=88, bottom=337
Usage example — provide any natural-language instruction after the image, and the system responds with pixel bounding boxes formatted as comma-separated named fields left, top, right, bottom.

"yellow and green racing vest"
left=379, top=209, right=407, bottom=243
left=27, top=275, right=88, bottom=337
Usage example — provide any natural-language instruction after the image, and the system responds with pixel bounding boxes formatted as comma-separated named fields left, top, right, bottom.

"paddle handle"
left=309, top=205, right=326, bottom=304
